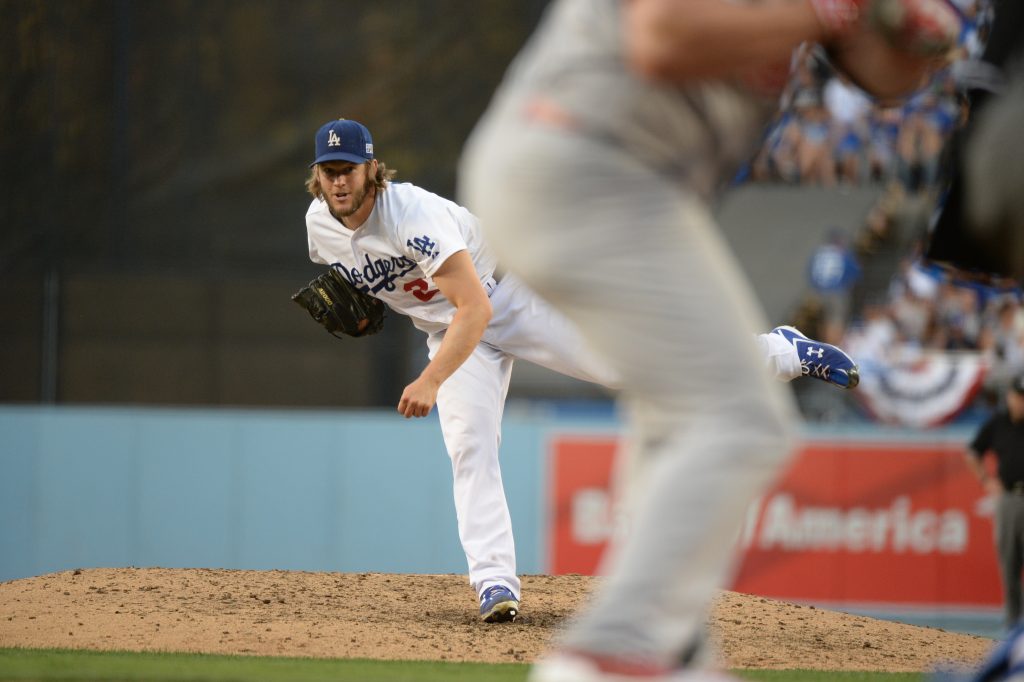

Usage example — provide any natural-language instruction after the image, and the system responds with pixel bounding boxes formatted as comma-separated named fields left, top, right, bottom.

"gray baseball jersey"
left=489, top=0, right=777, bottom=199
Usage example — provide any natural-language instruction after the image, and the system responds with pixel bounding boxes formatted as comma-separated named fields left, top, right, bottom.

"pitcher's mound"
left=0, top=568, right=994, bottom=673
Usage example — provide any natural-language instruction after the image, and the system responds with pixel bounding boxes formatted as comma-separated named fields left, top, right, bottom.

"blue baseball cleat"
left=771, top=325, right=860, bottom=389
left=479, top=584, right=519, bottom=623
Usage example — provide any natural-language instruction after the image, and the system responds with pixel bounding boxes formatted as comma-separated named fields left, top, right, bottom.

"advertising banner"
left=548, top=434, right=1000, bottom=608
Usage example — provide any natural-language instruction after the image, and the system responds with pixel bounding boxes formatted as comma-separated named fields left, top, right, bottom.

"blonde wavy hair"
left=305, top=160, right=397, bottom=200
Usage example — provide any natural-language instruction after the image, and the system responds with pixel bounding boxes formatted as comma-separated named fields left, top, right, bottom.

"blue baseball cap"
left=310, top=119, right=374, bottom=167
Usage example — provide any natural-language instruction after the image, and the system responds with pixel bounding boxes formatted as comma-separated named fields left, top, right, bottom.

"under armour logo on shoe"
left=806, top=346, right=824, bottom=359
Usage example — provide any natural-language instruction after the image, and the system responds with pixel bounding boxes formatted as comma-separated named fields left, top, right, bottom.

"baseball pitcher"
left=299, top=118, right=858, bottom=627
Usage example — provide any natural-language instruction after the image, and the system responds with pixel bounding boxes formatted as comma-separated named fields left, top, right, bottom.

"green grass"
left=0, top=649, right=525, bottom=682
left=737, top=673, right=925, bottom=681
left=0, top=648, right=936, bottom=681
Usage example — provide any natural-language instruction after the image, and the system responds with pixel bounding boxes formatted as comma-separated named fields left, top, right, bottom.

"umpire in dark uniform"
left=966, top=373, right=1024, bottom=629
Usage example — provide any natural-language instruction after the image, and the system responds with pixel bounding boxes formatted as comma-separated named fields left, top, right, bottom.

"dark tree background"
left=0, top=1, right=549, bottom=406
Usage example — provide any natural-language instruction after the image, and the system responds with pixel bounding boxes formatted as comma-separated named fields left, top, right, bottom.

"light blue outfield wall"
left=0, top=406, right=973, bottom=586
left=0, top=405, right=588, bottom=584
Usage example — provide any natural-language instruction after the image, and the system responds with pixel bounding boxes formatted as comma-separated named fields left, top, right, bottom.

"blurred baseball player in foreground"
left=301, top=118, right=858, bottom=625
left=459, top=0, right=958, bottom=678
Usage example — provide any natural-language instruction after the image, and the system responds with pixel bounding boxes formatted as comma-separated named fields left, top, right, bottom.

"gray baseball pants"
left=460, top=118, right=798, bottom=667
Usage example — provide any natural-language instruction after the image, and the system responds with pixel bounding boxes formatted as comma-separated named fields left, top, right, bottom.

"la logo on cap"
left=327, top=130, right=341, bottom=147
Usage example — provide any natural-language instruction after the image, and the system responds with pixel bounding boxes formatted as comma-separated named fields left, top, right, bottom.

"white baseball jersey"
left=305, top=179, right=621, bottom=601
left=306, top=182, right=499, bottom=336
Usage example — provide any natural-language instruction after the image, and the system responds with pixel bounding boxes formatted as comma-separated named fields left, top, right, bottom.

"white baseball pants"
left=427, top=273, right=618, bottom=601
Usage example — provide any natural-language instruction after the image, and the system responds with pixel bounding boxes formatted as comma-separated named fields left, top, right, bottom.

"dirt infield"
left=0, top=568, right=995, bottom=673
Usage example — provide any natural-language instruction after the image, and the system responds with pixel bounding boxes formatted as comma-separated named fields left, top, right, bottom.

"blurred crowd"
left=798, top=224, right=1024, bottom=391
left=748, top=0, right=989, bottom=197
left=747, top=0, right=1024, bottom=419
left=848, top=258, right=1024, bottom=377
left=793, top=220, right=1024, bottom=422
left=751, top=58, right=965, bottom=198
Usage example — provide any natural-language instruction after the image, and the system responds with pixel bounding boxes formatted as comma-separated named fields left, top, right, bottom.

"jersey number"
left=404, top=278, right=440, bottom=302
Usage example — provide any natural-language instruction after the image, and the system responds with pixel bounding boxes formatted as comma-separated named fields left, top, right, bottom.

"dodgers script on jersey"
left=306, top=183, right=499, bottom=335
